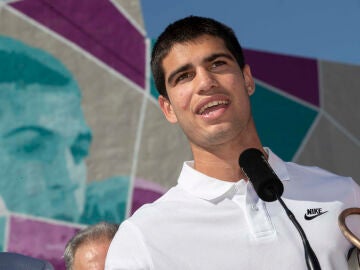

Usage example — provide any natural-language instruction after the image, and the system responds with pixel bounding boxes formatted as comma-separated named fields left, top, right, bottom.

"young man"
left=105, top=16, right=360, bottom=269
left=64, top=222, right=119, bottom=270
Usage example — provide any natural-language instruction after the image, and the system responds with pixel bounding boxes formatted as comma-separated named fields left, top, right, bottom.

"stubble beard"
left=190, top=121, right=240, bottom=152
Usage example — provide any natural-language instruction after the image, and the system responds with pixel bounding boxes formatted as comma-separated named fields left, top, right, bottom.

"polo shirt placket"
left=232, top=181, right=276, bottom=240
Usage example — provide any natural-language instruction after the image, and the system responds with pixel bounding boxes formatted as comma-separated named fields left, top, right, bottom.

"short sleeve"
left=105, top=220, right=154, bottom=270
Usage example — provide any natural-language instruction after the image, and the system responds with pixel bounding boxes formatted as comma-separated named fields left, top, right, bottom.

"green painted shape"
left=0, top=50, right=69, bottom=85
left=0, top=216, right=6, bottom=251
left=149, top=39, right=160, bottom=99
left=81, top=176, right=130, bottom=225
left=0, top=36, right=91, bottom=222
left=150, top=72, right=159, bottom=99
left=251, top=84, right=318, bottom=161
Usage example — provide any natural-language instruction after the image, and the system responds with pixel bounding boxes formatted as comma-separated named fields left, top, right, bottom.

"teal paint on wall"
left=0, top=36, right=91, bottom=222
left=0, top=216, right=5, bottom=251
left=251, top=84, right=318, bottom=161
left=0, top=51, right=69, bottom=85
left=0, top=35, right=131, bottom=227
left=81, top=176, right=130, bottom=224
left=0, top=36, right=75, bottom=88
left=150, top=73, right=159, bottom=99
left=150, top=39, right=160, bottom=99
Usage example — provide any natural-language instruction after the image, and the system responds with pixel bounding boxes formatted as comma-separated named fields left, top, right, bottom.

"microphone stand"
left=275, top=193, right=321, bottom=270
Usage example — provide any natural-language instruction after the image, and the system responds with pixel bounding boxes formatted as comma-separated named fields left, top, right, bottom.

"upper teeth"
left=199, top=100, right=229, bottom=114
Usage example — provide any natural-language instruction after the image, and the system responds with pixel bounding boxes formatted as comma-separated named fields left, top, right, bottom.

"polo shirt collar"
left=178, top=148, right=290, bottom=201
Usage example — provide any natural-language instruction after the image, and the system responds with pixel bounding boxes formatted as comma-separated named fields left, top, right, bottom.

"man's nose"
left=45, top=148, right=73, bottom=190
left=196, top=68, right=218, bottom=94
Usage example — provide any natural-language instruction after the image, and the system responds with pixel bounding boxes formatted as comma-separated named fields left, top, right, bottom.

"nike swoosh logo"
left=304, top=211, right=328, bottom=220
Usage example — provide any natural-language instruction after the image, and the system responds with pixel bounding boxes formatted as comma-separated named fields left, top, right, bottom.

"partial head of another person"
left=64, top=222, right=119, bottom=270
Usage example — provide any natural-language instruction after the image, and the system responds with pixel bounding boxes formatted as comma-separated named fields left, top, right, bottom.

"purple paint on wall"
left=131, top=188, right=164, bottom=214
left=131, top=178, right=166, bottom=214
left=7, top=215, right=81, bottom=270
left=11, top=0, right=146, bottom=88
left=244, top=49, right=319, bottom=106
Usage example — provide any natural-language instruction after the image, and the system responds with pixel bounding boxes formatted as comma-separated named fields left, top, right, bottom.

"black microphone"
left=239, top=148, right=321, bottom=270
left=239, top=148, right=284, bottom=202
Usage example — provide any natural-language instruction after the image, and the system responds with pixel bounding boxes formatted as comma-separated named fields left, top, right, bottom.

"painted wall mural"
left=0, top=0, right=189, bottom=268
left=0, top=0, right=359, bottom=268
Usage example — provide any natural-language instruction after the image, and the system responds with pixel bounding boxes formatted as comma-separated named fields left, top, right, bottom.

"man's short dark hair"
left=64, top=222, right=119, bottom=270
left=151, top=15, right=246, bottom=98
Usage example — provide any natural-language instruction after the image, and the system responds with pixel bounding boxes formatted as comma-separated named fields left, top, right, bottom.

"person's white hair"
left=63, top=222, right=119, bottom=270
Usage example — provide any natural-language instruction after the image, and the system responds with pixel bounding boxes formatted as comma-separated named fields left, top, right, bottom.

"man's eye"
left=211, top=61, right=226, bottom=69
left=175, top=73, right=193, bottom=83
left=2, top=126, right=59, bottom=162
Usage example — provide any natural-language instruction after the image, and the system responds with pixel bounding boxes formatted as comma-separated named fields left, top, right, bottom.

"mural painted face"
left=0, top=88, right=91, bottom=222
left=159, top=35, right=255, bottom=151
left=0, top=37, right=91, bottom=222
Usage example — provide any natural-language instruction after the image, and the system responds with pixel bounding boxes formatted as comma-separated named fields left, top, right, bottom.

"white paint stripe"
left=317, top=60, right=359, bottom=146
left=254, top=78, right=319, bottom=112
left=145, top=38, right=151, bottom=95
left=126, top=90, right=148, bottom=218
left=148, top=93, right=160, bottom=106
left=293, top=109, right=360, bottom=162
left=110, top=0, right=147, bottom=37
left=291, top=60, right=360, bottom=160
left=5, top=5, right=146, bottom=94
left=125, top=38, right=152, bottom=218
left=292, top=110, right=323, bottom=161
left=0, top=0, right=21, bottom=6
left=322, top=111, right=360, bottom=146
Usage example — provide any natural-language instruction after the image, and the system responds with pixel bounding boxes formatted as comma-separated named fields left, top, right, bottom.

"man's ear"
left=243, top=64, right=255, bottom=96
left=158, top=95, right=178, bottom=123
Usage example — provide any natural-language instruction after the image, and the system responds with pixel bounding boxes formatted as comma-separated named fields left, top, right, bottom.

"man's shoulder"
left=285, top=161, right=357, bottom=193
left=127, top=184, right=197, bottom=228
left=282, top=161, right=359, bottom=203
left=286, top=161, right=351, bottom=180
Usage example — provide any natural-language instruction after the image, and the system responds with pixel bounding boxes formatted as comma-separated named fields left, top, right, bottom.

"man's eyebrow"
left=204, top=53, right=234, bottom=63
left=167, top=63, right=192, bottom=85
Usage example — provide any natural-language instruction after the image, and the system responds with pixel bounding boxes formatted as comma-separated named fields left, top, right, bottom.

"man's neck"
left=191, top=139, right=264, bottom=182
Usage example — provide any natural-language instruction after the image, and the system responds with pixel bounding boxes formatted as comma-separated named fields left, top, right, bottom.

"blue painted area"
left=141, top=0, right=360, bottom=65
left=0, top=36, right=91, bottom=222
left=149, top=39, right=160, bottom=99
left=150, top=73, right=159, bottom=99
left=81, top=176, right=130, bottom=224
left=0, top=36, right=78, bottom=91
left=0, top=217, right=5, bottom=251
left=251, top=83, right=318, bottom=161
left=0, top=51, right=69, bottom=85
left=0, top=36, right=131, bottom=226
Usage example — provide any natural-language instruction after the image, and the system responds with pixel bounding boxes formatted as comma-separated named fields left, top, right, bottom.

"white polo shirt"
left=106, top=149, right=360, bottom=270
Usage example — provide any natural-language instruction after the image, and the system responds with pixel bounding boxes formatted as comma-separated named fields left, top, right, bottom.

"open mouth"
left=198, top=100, right=230, bottom=115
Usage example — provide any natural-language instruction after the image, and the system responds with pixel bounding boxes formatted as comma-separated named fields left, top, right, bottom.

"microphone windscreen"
left=239, top=148, right=284, bottom=202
